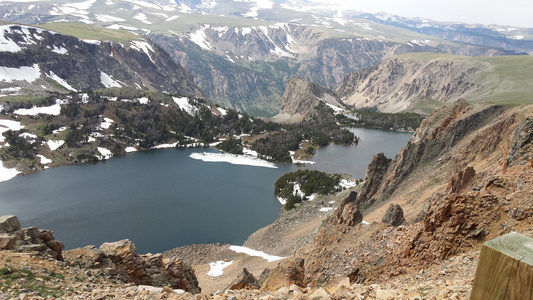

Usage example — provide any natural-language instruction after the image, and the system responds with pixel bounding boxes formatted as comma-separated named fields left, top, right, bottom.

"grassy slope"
left=396, top=52, right=533, bottom=108
left=37, top=22, right=142, bottom=44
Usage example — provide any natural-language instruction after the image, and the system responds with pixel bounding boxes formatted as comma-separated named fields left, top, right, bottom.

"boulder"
left=381, top=204, right=405, bottom=227
left=0, top=215, right=21, bottom=233
left=162, top=257, right=201, bottom=294
left=0, top=234, right=17, bottom=250
left=99, top=239, right=143, bottom=282
left=228, top=268, right=260, bottom=290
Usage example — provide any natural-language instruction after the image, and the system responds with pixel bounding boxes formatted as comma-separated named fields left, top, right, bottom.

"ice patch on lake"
left=190, top=152, right=277, bottom=169
left=0, top=161, right=19, bottom=182
left=47, top=140, right=64, bottom=151
left=206, top=260, right=234, bottom=277
left=36, top=154, right=52, bottom=164
left=229, top=245, right=284, bottom=262
left=0, top=64, right=41, bottom=83
left=14, top=101, right=61, bottom=116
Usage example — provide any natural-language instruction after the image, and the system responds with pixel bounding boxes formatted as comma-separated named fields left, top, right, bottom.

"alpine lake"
left=0, top=128, right=412, bottom=254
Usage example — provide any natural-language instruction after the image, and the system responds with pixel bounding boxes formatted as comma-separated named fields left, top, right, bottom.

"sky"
left=314, top=0, right=533, bottom=28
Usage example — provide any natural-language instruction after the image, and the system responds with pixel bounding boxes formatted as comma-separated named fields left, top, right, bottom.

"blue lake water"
left=0, top=128, right=412, bottom=254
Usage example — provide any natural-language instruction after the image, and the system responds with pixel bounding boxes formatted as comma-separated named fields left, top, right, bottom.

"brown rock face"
left=228, top=268, right=260, bottom=290
left=446, top=166, right=476, bottom=194
left=0, top=216, right=64, bottom=260
left=329, top=192, right=363, bottom=226
left=260, top=258, right=305, bottom=291
left=64, top=239, right=201, bottom=293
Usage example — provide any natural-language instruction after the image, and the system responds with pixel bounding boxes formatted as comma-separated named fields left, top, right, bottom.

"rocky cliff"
left=0, top=24, right=204, bottom=99
left=338, top=53, right=533, bottom=113
left=270, top=77, right=344, bottom=123
left=261, top=100, right=533, bottom=293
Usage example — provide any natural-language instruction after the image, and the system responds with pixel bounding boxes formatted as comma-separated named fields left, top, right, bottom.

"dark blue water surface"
left=0, top=128, right=412, bottom=254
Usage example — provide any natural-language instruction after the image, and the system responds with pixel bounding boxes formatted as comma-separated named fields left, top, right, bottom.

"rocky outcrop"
left=260, top=258, right=306, bottom=291
left=0, top=215, right=64, bottom=260
left=329, top=191, right=363, bottom=226
left=64, top=239, right=201, bottom=294
left=227, top=268, right=260, bottom=290
left=506, top=116, right=533, bottom=167
left=270, top=78, right=344, bottom=123
left=356, top=153, right=392, bottom=211
left=382, top=204, right=405, bottom=227
left=0, top=24, right=204, bottom=99
left=337, top=54, right=529, bottom=113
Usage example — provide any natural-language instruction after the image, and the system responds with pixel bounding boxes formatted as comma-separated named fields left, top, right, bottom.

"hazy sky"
left=315, top=0, right=533, bottom=28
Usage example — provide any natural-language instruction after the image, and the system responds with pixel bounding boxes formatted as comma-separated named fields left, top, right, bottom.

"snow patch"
left=95, top=14, right=125, bottom=22
left=14, top=101, right=61, bottom=116
left=130, top=41, right=154, bottom=63
left=0, top=161, right=19, bottom=182
left=173, top=97, right=197, bottom=115
left=189, top=25, right=212, bottom=50
left=47, top=140, right=65, bottom=151
left=125, top=147, right=137, bottom=152
left=339, top=179, right=356, bottom=189
left=137, top=97, right=149, bottom=104
left=47, top=71, right=77, bottom=91
left=216, top=107, right=227, bottom=116
left=189, top=152, right=277, bottom=169
left=166, top=15, right=179, bottom=22
left=0, top=119, right=24, bottom=143
left=100, top=71, right=122, bottom=88
left=100, top=118, right=114, bottom=129
left=36, top=154, right=52, bottom=164
left=51, top=45, right=68, bottom=55
left=133, top=13, right=151, bottom=24
left=206, top=260, right=234, bottom=277
left=320, top=207, right=333, bottom=212
left=0, top=64, right=41, bottom=83
left=97, top=147, right=113, bottom=159
left=229, top=245, right=284, bottom=262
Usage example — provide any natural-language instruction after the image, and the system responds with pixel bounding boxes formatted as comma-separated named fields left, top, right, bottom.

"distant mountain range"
left=0, top=0, right=531, bottom=115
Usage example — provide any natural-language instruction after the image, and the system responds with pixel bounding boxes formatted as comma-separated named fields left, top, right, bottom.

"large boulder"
left=227, top=268, right=260, bottom=290
left=381, top=204, right=406, bottom=227
left=0, top=215, right=21, bottom=233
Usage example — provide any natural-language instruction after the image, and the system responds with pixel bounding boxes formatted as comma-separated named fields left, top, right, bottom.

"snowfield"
left=206, top=260, right=234, bottom=277
left=0, top=64, right=41, bottom=83
left=229, top=245, right=284, bottom=262
left=14, top=101, right=62, bottom=116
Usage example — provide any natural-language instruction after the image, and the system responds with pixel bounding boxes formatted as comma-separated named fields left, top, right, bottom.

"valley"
left=0, top=0, right=532, bottom=299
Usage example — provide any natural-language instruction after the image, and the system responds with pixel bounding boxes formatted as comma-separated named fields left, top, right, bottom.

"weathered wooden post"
left=470, top=232, right=533, bottom=300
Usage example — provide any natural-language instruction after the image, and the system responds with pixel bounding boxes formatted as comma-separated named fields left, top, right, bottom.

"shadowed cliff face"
left=0, top=25, right=204, bottom=99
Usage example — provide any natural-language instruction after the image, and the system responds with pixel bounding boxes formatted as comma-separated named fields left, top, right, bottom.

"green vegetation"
left=217, top=138, right=243, bottom=155
left=338, top=108, right=425, bottom=131
left=0, top=267, right=63, bottom=297
left=37, top=22, right=142, bottom=44
left=275, top=170, right=342, bottom=210
left=251, top=102, right=357, bottom=163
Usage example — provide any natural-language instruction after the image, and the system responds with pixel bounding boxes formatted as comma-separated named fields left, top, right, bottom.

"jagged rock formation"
left=64, top=239, right=201, bottom=293
left=328, top=191, right=363, bottom=227
left=259, top=100, right=533, bottom=289
left=270, top=78, right=344, bottom=123
left=0, top=215, right=64, bottom=260
left=227, top=268, right=260, bottom=290
left=337, top=54, right=533, bottom=113
left=382, top=204, right=405, bottom=227
left=0, top=24, right=204, bottom=99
